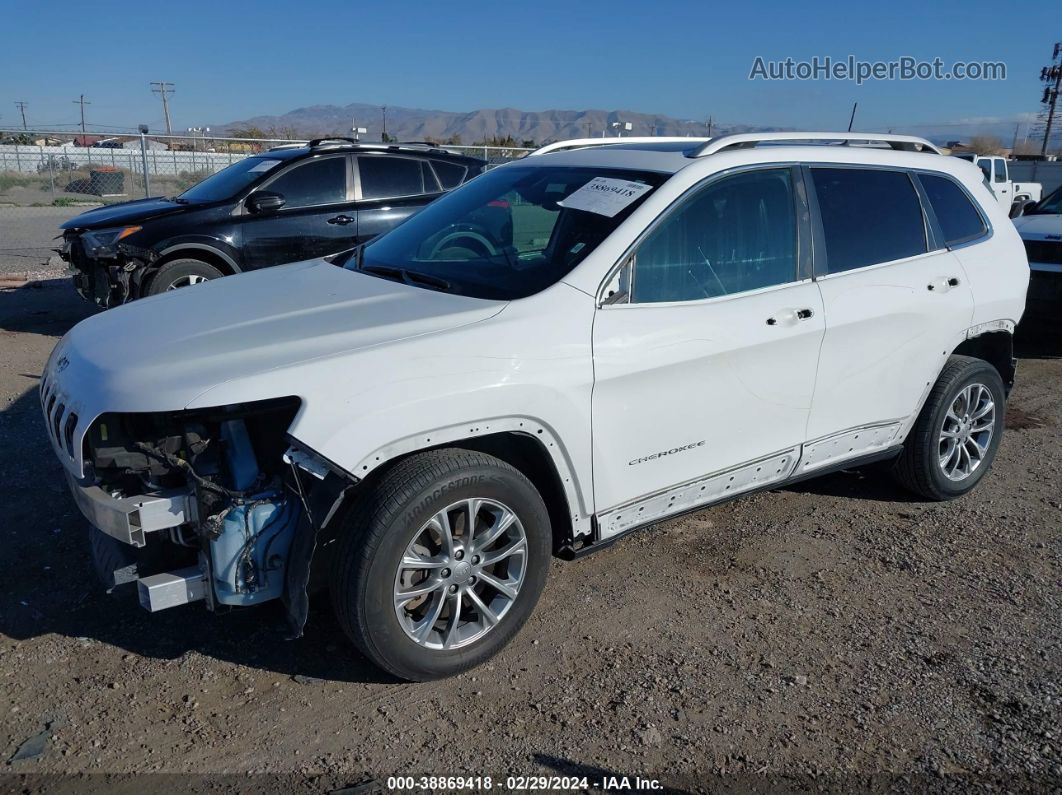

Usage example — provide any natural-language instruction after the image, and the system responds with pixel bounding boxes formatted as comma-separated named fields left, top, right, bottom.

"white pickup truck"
left=953, top=153, right=1042, bottom=216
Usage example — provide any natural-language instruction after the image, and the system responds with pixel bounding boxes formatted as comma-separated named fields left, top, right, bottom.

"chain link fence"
left=0, top=129, right=533, bottom=273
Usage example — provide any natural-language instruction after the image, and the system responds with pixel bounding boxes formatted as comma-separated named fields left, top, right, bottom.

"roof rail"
left=530, top=136, right=710, bottom=156
left=689, top=131, right=943, bottom=157
left=308, top=136, right=360, bottom=148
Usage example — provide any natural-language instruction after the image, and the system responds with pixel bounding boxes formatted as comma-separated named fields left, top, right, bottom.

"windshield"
left=177, top=156, right=285, bottom=203
left=1028, top=185, right=1062, bottom=215
left=349, top=165, right=668, bottom=300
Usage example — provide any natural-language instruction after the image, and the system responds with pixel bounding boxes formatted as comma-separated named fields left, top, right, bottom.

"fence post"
left=14, top=142, right=20, bottom=174
left=139, top=129, right=151, bottom=197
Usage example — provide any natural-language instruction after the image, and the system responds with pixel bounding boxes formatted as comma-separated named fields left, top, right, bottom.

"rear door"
left=239, top=154, right=357, bottom=267
left=802, top=166, right=974, bottom=471
left=353, top=155, right=443, bottom=243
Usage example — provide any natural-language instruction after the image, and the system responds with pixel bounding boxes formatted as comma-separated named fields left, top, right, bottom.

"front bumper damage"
left=60, top=232, right=156, bottom=308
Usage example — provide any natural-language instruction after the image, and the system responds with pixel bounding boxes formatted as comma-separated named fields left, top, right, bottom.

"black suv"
left=59, top=139, right=486, bottom=307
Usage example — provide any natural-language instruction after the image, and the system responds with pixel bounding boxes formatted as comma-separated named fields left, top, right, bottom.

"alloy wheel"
left=938, top=382, right=995, bottom=481
left=393, top=498, right=527, bottom=650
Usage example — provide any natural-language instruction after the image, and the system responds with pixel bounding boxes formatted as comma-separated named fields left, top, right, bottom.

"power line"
left=14, top=101, right=28, bottom=130
left=150, top=81, right=175, bottom=135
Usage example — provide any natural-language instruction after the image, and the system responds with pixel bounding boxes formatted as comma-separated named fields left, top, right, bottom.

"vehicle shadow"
left=0, top=277, right=94, bottom=334
left=1015, top=317, right=1062, bottom=360
left=0, top=379, right=394, bottom=685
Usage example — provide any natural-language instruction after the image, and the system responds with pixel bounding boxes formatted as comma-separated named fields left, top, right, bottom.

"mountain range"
left=218, top=102, right=783, bottom=145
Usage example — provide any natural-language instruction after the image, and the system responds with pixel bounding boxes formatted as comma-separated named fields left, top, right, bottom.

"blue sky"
left=0, top=0, right=1053, bottom=138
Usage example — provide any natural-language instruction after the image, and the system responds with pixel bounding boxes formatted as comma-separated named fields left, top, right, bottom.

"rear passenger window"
left=811, top=168, right=927, bottom=273
left=631, top=168, right=797, bottom=303
left=432, top=160, right=467, bottom=190
left=359, top=156, right=424, bottom=200
left=919, top=173, right=987, bottom=245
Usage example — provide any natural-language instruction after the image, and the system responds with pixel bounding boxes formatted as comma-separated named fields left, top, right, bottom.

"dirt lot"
left=0, top=278, right=1059, bottom=793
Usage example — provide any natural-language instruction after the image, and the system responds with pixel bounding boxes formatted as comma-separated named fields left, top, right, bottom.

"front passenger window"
left=631, top=168, right=797, bottom=304
left=264, top=156, right=346, bottom=208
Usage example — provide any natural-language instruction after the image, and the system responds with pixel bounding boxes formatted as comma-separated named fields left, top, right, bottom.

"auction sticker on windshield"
left=558, top=177, right=654, bottom=217
left=248, top=159, right=281, bottom=172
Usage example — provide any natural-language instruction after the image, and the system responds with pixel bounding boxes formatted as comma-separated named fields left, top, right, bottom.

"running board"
left=596, top=448, right=799, bottom=541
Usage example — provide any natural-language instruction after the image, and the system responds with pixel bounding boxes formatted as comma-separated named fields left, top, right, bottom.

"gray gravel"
left=0, top=279, right=1059, bottom=792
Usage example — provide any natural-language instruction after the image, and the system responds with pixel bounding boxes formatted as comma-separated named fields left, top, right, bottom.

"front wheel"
left=330, top=449, right=551, bottom=681
left=145, top=259, right=224, bottom=295
left=893, top=355, right=1006, bottom=500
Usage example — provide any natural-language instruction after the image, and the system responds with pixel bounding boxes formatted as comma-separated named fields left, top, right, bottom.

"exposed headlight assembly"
left=83, top=225, right=142, bottom=249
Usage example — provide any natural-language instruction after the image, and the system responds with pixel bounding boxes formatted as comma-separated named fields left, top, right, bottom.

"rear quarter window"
left=432, top=160, right=468, bottom=190
left=919, top=173, right=988, bottom=246
left=811, top=168, right=927, bottom=274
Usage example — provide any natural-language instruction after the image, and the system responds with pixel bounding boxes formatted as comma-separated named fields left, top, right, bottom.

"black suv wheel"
left=146, top=259, right=224, bottom=295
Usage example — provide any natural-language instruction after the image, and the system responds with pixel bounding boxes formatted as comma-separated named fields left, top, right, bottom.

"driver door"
left=239, top=154, right=357, bottom=268
left=591, top=167, right=824, bottom=526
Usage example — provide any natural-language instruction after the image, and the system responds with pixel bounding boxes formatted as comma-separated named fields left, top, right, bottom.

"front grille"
left=1023, top=239, right=1062, bottom=265
left=39, top=373, right=81, bottom=464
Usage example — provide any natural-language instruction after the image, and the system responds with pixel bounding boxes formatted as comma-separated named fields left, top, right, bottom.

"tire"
left=893, top=355, right=1006, bottom=501
left=330, top=449, right=551, bottom=681
left=88, top=526, right=138, bottom=593
left=145, top=259, right=224, bottom=295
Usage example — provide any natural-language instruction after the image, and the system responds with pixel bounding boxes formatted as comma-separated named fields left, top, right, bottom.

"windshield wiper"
left=360, top=263, right=452, bottom=292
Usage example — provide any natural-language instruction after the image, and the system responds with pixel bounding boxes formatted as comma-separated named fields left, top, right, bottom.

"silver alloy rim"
left=938, top=382, right=995, bottom=482
left=393, top=498, right=527, bottom=650
left=167, top=274, right=209, bottom=290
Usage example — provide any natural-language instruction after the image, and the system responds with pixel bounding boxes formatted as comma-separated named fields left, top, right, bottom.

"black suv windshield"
left=1028, top=185, right=1062, bottom=215
left=178, top=156, right=285, bottom=203
left=349, top=165, right=667, bottom=300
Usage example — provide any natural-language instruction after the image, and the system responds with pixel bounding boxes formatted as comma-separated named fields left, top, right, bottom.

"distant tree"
left=968, top=135, right=1005, bottom=155
left=521, top=139, right=536, bottom=149
left=443, top=134, right=462, bottom=145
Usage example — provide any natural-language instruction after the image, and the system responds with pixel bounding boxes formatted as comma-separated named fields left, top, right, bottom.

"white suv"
left=42, top=132, right=1029, bottom=680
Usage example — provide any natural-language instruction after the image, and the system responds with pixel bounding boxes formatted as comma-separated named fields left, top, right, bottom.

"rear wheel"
left=330, top=449, right=551, bottom=681
left=893, top=355, right=1006, bottom=500
left=145, top=258, right=224, bottom=295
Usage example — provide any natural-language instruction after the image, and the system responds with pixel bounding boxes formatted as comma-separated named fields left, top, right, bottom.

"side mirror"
left=246, top=191, right=285, bottom=214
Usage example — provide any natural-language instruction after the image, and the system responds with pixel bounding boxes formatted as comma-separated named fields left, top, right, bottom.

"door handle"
left=327, top=214, right=355, bottom=225
left=927, top=277, right=960, bottom=292
left=766, top=308, right=814, bottom=326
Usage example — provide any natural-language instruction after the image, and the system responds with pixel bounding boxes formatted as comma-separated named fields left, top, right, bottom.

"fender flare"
left=157, top=242, right=242, bottom=273
left=332, top=415, right=592, bottom=536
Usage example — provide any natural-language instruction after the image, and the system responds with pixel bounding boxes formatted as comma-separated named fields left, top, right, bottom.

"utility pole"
left=73, top=94, right=91, bottom=138
left=705, top=115, right=713, bottom=136
left=151, top=81, right=175, bottom=135
left=1039, top=42, right=1062, bottom=156
left=381, top=105, right=388, bottom=142
left=847, top=102, right=858, bottom=132
left=14, top=101, right=28, bottom=130
left=1012, top=122, right=1021, bottom=153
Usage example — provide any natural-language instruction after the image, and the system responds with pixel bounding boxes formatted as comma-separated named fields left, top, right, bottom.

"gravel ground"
left=0, top=279, right=1059, bottom=793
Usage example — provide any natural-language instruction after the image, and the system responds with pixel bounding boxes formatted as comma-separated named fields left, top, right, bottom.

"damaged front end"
left=69, top=397, right=349, bottom=632
left=60, top=227, right=154, bottom=308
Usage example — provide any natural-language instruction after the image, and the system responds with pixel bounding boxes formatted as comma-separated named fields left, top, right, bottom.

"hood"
left=1012, top=213, right=1062, bottom=239
left=60, top=196, right=193, bottom=230
left=49, top=259, right=505, bottom=427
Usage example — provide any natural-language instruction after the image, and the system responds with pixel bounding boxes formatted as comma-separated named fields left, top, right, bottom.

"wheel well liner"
left=452, top=432, right=573, bottom=553
left=953, top=330, right=1015, bottom=393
